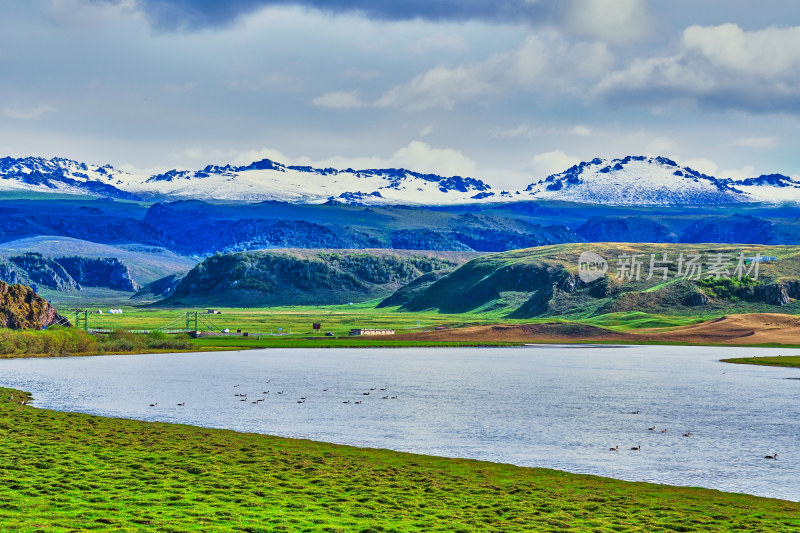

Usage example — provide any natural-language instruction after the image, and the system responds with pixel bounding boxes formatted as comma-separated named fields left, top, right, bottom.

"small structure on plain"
left=349, top=328, right=395, bottom=336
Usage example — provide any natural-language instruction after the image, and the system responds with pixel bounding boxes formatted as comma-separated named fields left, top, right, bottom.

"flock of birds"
left=609, top=410, right=778, bottom=460
left=148, top=379, right=399, bottom=410
left=150, top=395, right=778, bottom=461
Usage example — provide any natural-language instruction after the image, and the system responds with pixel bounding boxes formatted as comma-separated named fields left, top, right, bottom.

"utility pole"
left=74, top=309, right=88, bottom=332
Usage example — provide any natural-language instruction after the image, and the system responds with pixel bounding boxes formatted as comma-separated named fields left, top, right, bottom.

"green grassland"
left=9, top=305, right=753, bottom=355
left=721, top=356, right=800, bottom=368
left=0, top=305, right=721, bottom=357
left=84, top=301, right=471, bottom=332
left=1, top=387, right=798, bottom=532
left=59, top=303, right=708, bottom=337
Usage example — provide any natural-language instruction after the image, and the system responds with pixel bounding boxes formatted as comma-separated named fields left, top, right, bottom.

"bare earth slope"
left=394, top=313, right=800, bottom=346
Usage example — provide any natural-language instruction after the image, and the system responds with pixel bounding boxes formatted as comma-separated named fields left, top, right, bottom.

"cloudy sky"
left=3, top=0, right=800, bottom=188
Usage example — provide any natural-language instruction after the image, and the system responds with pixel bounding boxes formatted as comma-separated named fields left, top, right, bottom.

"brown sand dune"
left=639, top=313, right=800, bottom=345
left=394, top=313, right=800, bottom=346
left=396, top=323, right=632, bottom=343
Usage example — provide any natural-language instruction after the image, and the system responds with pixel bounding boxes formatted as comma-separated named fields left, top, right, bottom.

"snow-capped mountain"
left=723, top=173, right=800, bottom=203
left=0, top=156, right=494, bottom=204
left=0, top=156, right=143, bottom=200
left=522, top=156, right=800, bottom=205
left=140, top=158, right=494, bottom=204
left=1, top=154, right=799, bottom=205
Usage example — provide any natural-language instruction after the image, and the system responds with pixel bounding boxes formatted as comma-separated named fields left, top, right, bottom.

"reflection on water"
left=1, top=345, right=799, bottom=500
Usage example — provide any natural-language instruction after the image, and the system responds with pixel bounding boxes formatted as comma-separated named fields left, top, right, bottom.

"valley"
left=8, top=4, right=800, bottom=531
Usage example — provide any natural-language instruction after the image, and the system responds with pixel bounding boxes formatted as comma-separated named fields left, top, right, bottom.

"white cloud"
left=168, top=146, right=294, bottom=168
left=597, top=24, right=800, bottom=113
left=311, top=90, right=367, bottom=109
left=419, top=125, right=433, bottom=137
left=571, top=124, right=592, bottom=136
left=229, top=147, right=294, bottom=166
left=3, top=104, right=55, bottom=121
left=305, top=141, right=478, bottom=177
left=566, top=0, right=652, bottom=44
left=734, top=136, right=778, bottom=149
left=681, top=24, right=800, bottom=78
left=376, top=32, right=613, bottom=110
left=683, top=157, right=718, bottom=176
left=391, top=141, right=477, bottom=176
left=527, top=150, right=580, bottom=179
left=721, top=165, right=757, bottom=180
left=644, top=136, right=679, bottom=156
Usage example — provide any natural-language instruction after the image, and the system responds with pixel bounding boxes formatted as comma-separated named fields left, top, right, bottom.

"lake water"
left=1, top=345, right=799, bottom=500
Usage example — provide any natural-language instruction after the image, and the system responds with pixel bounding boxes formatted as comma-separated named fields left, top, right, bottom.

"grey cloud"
left=596, top=24, right=800, bottom=114
left=100, top=0, right=565, bottom=30
left=374, top=34, right=614, bottom=110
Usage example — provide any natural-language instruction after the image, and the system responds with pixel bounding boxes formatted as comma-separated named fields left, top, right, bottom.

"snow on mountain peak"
left=521, top=155, right=754, bottom=205
left=1, top=154, right=799, bottom=205
left=139, top=158, right=493, bottom=204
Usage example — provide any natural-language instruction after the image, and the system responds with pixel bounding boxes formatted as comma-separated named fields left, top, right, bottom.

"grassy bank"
left=0, top=328, right=193, bottom=358
left=1, top=306, right=796, bottom=358
left=1, top=388, right=798, bottom=532
left=722, top=356, right=800, bottom=368
left=0, top=326, right=524, bottom=358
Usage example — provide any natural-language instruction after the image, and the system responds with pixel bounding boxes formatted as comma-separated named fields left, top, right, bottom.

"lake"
left=1, top=345, right=798, bottom=500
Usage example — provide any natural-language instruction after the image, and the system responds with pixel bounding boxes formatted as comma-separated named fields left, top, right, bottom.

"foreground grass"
left=722, top=356, right=800, bottom=368
left=0, top=388, right=799, bottom=532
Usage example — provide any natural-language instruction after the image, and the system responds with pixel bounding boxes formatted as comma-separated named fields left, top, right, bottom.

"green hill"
left=388, top=243, right=800, bottom=318
left=161, top=249, right=472, bottom=307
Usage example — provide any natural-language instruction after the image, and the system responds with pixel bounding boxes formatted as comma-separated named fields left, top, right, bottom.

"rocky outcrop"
left=131, top=273, right=185, bottom=300
left=0, top=281, right=70, bottom=329
left=160, top=250, right=459, bottom=307
left=679, top=215, right=777, bottom=244
left=577, top=216, right=676, bottom=243
left=0, top=260, right=22, bottom=286
left=684, top=290, right=710, bottom=306
left=9, top=253, right=80, bottom=291
left=390, top=229, right=471, bottom=251
left=56, top=256, right=140, bottom=292
left=5, top=253, right=140, bottom=293
left=759, top=282, right=793, bottom=306
left=450, top=225, right=583, bottom=252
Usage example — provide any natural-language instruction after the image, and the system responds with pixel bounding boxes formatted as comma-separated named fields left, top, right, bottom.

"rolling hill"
left=160, top=249, right=476, bottom=307
left=386, top=243, right=800, bottom=318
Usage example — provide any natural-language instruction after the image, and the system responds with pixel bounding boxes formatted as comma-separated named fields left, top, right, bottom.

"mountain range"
left=1, top=155, right=799, bottom=206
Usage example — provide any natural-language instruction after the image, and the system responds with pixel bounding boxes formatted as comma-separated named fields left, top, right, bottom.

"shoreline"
left=4, top=335, right=800, bottom=360
left=1, top=386, right=799, bottom=530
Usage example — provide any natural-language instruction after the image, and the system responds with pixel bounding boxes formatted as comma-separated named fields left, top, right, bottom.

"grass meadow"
left=1, top=387, right=799, bottom=532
